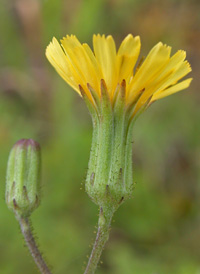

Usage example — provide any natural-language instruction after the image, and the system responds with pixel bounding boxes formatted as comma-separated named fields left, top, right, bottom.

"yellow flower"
left=46, top=34, right=192, bottom=115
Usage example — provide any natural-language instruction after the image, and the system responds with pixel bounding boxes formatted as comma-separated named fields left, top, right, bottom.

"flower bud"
left=5, top=139, right=41, bottom=218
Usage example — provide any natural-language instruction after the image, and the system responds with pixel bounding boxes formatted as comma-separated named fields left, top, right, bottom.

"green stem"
left=84, top=207, right=114, bottom=274
left=19, top=216, right=52, bottom=274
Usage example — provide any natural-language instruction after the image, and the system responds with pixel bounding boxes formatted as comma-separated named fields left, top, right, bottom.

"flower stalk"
left=84, top=207, right=113, bottom=274
left=19, top=216, right=52, bottom=274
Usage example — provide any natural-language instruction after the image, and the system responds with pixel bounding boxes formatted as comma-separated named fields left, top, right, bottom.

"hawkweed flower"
left=46, top=34, right=192, bottom=210
left=46, top=34, right=192, bottom=274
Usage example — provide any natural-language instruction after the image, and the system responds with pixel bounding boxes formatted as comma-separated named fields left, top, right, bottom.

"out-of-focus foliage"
left=0, top=0, right=199, bottom=273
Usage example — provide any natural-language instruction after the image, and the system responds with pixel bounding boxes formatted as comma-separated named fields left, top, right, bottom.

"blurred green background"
left=0, top=0, right=199, bottom=273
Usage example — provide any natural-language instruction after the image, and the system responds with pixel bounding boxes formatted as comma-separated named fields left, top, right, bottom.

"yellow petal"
left=45, top=37, right=81, bottom=95
left=147, top=50, right=187, bottom=86
left=147, top=59, right=191, bottom=101
left=161, top=50, right=186, bottom=71
left=61, top=35, right=103, bottom=99
left=152, top=78, right=193, bottom=100
left=93, top=34, right=117, bottom=96
left=117, top=34, right=141, bottom=83
left=82, top=43, right=103, bottom=95
left=61, top=37, right=94, bottom=83
left=134, top=50, right=191, bottom=106
left=127, top=42, right=171, bottom=101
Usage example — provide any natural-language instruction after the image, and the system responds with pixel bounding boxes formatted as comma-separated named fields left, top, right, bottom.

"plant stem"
left=84, top=206, right=114, bottom=274
left=19, top=216, right=52, bottom=274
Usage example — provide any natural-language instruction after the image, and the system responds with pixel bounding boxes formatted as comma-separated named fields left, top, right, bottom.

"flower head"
left=46, top=35, right=192, bottom=209
left=46, top=34, right=192, bottom=116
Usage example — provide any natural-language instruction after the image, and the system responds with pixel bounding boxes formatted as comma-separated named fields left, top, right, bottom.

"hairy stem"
left=19, top=217, right=52, bottom=274
left=84, top=207, right=113, bottom=274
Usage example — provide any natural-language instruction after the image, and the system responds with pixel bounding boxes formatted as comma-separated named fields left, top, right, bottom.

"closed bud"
left=5, top=139, right=41, bottom=219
